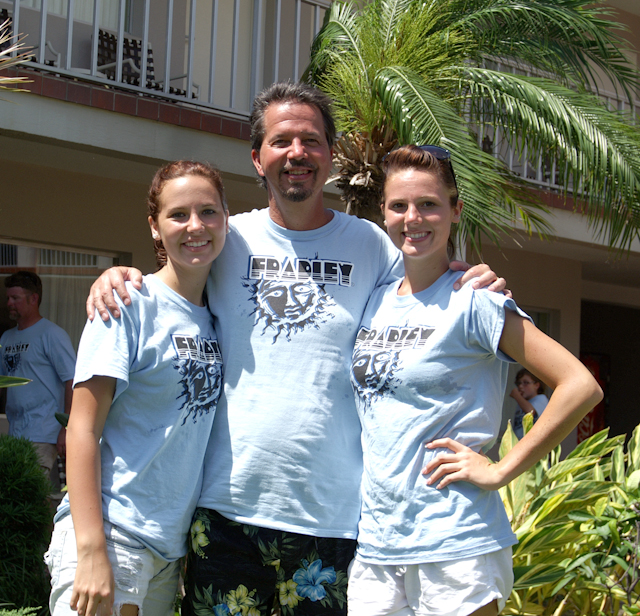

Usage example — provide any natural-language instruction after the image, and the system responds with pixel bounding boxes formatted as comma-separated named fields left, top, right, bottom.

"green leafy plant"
left=0, top=436, right=52, bottom=612
left=499, top=414, right=640, bottom=615
left=304, top=0, right=640, bottom=252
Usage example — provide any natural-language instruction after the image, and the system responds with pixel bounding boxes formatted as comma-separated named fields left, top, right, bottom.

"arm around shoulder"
left=86, top=266, right=143, bottom=322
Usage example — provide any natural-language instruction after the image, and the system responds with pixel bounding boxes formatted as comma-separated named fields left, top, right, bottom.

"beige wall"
left=0, top=150, right=343, bottom=276
left=0, top=158, right=156, bottom=271
left=475, top=245, right=582, bottom=354
left=475, top=245, right=584, bottom=453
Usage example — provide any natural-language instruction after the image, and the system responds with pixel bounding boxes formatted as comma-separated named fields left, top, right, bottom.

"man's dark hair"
left=4, top=271, right=43, bottom=306
left=250, top=81, right=336, bottom=154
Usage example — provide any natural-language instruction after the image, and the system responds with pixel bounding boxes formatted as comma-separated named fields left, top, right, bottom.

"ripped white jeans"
left=46, top=513, right=179, bottom=616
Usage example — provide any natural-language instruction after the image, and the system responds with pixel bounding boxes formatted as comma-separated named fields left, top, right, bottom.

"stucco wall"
left=475, top=245, right=582, bottom=355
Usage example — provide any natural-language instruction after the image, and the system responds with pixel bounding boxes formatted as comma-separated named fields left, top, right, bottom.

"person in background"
left=510, top=368, right=549, bottom=439
left=0, top=271, right=75, bottom=475
left=348, top=145, right=602, bottom=616
left=46, top=161, right=228, bottom=616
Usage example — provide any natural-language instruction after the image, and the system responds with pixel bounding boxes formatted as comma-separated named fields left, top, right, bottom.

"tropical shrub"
left=499, top=414, right=640, bottom=615
left=0, top=436, right=52, bottom=612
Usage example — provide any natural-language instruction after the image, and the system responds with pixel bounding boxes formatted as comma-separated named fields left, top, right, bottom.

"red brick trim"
left=0, top=66, right=251, bottom=142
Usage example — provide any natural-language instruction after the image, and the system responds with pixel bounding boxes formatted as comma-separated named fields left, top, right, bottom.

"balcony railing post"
left=314, top=4, right=321, bottom=35
left=251, top=0, right=264, bottom=104
left=116, top=0, right=126, bottom=82
left=207, top=0, right=219, bottom=104
left=186, top=0, right=196, bottom=100
left=293, top=0, right=301, bottom=80
left=140, top=0, right=151, bottom=88
left=90, top=0, right=100, bottom=75
left=273, top=0, right=281, bottom=83
left=164, top=0, right=174, bottom=94
left=38, top=0, right=48, bottom=65
left=65, top=0, right=75, bottom=70
left=10, top=0, right=19, bottom=59
left=230, top=0, right=241, bottom=109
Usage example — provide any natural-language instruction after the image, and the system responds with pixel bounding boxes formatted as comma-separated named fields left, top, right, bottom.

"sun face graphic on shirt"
left=3, top=352, right=21, bottom=375
left=172, top=334, right=223, bottom=425
left=244, top=278, right=336, bottom=343
left=351, top=347, right=401, bottom=412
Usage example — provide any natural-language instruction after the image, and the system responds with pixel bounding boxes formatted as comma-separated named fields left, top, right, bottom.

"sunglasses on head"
left=384, top=145, right=459, bottom=196
left=417, top=145, right=459, bottom=196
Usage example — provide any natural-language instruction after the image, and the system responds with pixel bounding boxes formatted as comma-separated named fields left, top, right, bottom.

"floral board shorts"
left=182, top=508, right=355, bottom=616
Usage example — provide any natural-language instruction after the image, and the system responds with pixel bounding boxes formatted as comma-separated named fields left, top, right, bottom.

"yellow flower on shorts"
left=226, top=584, right=257, bottom=614
left=190, top=519, right=210, bottom=557
left=279, top=579, right=301, bottom=608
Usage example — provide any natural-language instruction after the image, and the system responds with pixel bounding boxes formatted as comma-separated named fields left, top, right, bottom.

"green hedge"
left=0, top=435, right=52, bottom=612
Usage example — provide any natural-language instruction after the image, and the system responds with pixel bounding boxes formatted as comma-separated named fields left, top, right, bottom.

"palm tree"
left=303, top=0, right=640, bottom=253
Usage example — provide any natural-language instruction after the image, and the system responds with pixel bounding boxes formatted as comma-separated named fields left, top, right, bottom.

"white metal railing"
left=3, top=0, right=330, bottom=117
left=475, top=57, right=640, bottom=194
left=39, top=248, right=98, bottom=267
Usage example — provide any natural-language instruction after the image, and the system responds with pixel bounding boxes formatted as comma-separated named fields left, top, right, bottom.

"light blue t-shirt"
left=514, top=393, right=549, bottom=438
left=351, top=270, right=525, bottom=564
left=1, top=318, right=76, bottom=443
left=198, top=208, right=403, bottom=538
left=57, top=275, right=222, bottom=561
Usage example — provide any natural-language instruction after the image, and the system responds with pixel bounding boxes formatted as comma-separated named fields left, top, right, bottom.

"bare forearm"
left=495, top=373, right=601, bottom=487
left=65, top=378, right=114, bottom=551
left=67, top=427, right=106, bottom=552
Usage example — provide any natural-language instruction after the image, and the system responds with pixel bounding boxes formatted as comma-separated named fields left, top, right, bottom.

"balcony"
left=1, top=0, right=330, bottom=119
left=3, top=0, right=637, bottom=197
left=475, top=57, right=640, bottom=195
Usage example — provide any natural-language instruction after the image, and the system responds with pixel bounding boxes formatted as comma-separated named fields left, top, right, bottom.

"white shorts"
left=45, top=513, right=179, bottom=616
left=347, top=547, right=513, bottom=616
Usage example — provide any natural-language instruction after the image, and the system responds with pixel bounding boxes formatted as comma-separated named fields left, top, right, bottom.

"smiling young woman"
left=149, top=172, right=228, bottom=305
left=348, top=145, right=602, bottom=616
left=46, top=161, right=227, bottom=616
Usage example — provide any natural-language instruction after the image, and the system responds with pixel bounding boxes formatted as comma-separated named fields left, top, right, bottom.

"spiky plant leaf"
left=0, top=19, right=32, bottom=93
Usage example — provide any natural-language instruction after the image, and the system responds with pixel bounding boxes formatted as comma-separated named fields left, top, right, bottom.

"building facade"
left=0, top=0, right=638, bottom=448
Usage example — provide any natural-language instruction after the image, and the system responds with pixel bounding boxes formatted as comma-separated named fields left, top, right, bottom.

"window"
left=0, top=240, right=125, bottom=349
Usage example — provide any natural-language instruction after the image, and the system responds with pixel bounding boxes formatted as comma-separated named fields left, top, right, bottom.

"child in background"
left=510, top=368, right=549, bottom=439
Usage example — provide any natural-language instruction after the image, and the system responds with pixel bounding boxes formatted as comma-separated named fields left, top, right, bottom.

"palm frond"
left=374, top=66, right=553, bottom=252
left=0, top=19, right=32, bottom=92
left=303, top=0, right=640, bottom=253
left=453, top=0, right=640, bottom=101
left=461, top=68, right=640, bottom=250
left=302, top=1, right=365, bottom=85
left=377, top=0, right=417, bottom=48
